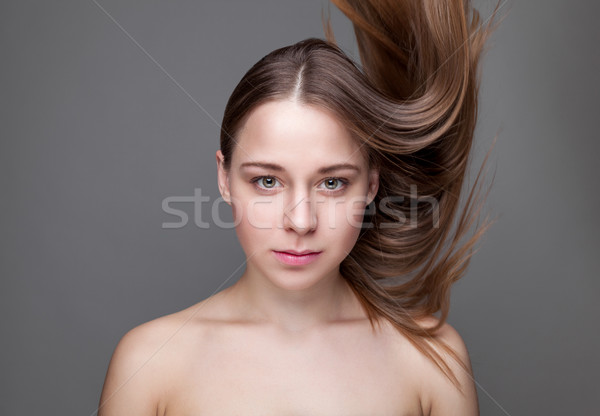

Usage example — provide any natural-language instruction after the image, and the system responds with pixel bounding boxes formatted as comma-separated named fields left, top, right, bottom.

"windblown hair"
left=220, top=0, right=497, bottom=389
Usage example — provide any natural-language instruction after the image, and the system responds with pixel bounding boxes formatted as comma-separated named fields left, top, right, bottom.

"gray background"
left=1, top=0, right=598, bottom=414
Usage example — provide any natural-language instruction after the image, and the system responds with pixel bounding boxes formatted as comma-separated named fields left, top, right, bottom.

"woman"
left=99, top=0, right=496, bottom=414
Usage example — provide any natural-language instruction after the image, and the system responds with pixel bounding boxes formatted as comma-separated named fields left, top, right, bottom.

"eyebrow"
left=240, top=161, right=361, bottom=174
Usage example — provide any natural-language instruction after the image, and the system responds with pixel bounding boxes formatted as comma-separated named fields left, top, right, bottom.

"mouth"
left=278, top=250, right=320, bottom=255
left=272, top=250, right=322, bottom=266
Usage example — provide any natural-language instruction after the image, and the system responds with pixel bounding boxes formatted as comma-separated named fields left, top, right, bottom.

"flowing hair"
left=219, top=0, right=498, bottom=389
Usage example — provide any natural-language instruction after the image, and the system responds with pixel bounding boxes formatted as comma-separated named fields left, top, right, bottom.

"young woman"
left=99, top=1, right=496, bottom=414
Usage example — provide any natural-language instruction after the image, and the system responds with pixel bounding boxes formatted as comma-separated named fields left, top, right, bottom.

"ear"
left=216, top=150, right=231, bottom=205
left=366, top=168, right=379, bottom=206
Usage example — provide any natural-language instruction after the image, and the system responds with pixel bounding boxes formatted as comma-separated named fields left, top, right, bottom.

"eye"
left=320, top=177, right=348, bottom=193
left=251, top=176, right=348, bottom=194
left=252, top=176, right=281, bottom=190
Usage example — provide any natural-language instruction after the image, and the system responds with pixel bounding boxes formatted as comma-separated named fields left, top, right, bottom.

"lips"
left=272, top=250, right=322, bottom=266
left=278, top=250, right=320, bottom=255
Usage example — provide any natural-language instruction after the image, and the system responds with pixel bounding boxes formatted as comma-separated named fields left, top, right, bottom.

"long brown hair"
left=220, top=0, right=497, bottom=389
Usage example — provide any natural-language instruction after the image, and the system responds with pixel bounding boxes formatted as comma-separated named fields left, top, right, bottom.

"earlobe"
left=216, top=150, right=231, bottom=205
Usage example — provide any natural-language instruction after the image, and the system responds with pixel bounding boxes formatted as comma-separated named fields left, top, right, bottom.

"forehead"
left=232, top=100, right=366, bottom=169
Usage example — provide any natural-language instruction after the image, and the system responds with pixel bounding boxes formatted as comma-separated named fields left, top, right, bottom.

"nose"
left=282, top=193, right=317, bottom=234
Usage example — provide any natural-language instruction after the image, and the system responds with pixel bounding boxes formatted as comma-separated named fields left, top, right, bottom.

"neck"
left=226, top=265, right=365, bottom=332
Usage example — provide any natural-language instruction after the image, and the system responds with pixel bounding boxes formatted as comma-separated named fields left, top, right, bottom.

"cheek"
left=319, top=199, right=365, bottom=258
left=233, top=213, right=270, bottom=257
left=233, top=196, right=283, bottom=231
left=231, top=194, right=282, bottom=254
left=229, top=179, right=277, bottom=228
left=325, top=198, right=368, bottom=232
left=321, top=201, right=364, bottom=259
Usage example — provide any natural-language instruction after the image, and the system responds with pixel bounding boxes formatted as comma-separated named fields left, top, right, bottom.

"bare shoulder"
left=414, top=316, right=479, bottom=416
left=98, top=315, right=175, bottom=415
left=98, top=299, right=218, bottom=415
left=421, top=316, right=470, bottom=359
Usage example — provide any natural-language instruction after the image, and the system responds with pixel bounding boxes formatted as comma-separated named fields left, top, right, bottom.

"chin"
left=265, top=269, right=328, bottom=293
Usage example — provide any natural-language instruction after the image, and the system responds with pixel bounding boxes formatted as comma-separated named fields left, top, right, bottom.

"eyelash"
left=250, top=175, right=349, bottom=194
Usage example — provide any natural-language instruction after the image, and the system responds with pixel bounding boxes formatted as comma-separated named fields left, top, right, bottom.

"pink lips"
left=273, top=250, right=322, bottom=266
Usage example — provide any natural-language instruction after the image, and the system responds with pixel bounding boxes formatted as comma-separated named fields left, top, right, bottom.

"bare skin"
left=98, top=101, right=478, bottom=415
left=98, top=286, right=477, bottom=415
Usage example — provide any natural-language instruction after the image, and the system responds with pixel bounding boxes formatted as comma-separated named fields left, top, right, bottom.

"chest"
left=162, top=330, right=423, bottom=415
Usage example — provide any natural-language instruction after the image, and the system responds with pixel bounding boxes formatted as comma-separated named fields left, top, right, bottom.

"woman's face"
left=216, top=100, right=378, bottom=292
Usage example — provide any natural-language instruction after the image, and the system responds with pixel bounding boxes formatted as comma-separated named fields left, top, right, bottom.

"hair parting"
left=220, top=0, right=500, bottom=390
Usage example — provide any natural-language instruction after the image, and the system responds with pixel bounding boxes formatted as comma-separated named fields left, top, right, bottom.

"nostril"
left=282, top=197, right=318, bottom=233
